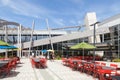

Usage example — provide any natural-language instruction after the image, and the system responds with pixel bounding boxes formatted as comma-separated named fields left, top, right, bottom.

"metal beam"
left=51, top=25, right=85, bottom=30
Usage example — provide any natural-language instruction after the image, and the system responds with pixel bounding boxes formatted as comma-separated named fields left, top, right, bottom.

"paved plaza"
left=1, top=58, right=98, bottom=80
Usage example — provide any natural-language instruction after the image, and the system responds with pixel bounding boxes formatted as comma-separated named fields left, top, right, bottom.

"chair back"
left=95, top=61, right=100, bottom=65
left=101, top=62, right=106, bottom=66
left=110, top=64, right=118, bottom=69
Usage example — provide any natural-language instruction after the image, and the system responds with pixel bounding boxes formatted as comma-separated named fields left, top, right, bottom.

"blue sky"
left=0, top=0, right=120, bottom=30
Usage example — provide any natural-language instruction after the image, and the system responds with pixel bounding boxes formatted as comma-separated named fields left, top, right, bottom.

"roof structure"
left=19, top=13, right=120, bottom=49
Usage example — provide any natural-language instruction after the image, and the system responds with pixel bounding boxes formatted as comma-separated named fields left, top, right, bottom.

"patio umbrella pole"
left=83, top=48, right=84, bottom=60
left=12, top=49, right=13, bottom=57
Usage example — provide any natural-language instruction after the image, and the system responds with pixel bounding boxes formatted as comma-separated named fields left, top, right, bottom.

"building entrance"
left=22, top=50, right=30, bottom=58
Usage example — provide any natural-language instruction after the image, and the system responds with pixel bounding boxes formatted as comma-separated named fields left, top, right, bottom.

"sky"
left=0, top=0, right=120, bottom=30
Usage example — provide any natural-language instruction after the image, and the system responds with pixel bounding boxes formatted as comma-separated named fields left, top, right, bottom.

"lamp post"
left=90, top=22, right=100, bottom=62
left=108, top=42, right=113, bottom=61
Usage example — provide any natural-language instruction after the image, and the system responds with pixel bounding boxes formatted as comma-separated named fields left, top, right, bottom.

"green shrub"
left=0, top=56, right=4, bottom=58
left=112, top=58, right=120, bottom=62
left=55, top=55, right=61, bottom=60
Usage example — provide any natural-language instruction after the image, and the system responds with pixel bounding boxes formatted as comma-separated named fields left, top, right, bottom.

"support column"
left=19, top=24, right=22, bottom=58
left=46, top=19, right=54, bottom=50
left=4, top=25, right=8, bottom=58
left=17, top=25, right=20, bottom=57
left=118, top=25, right=120, bottom=58
left=102, top=34, right=104, bottom=42
left=29, top=20, right=35, bottom=58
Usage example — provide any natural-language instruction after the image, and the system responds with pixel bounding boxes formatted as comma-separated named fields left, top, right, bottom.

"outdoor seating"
left=16, top=57, right=20, bottom=63
left=64, top=58, right=71, bottom=66
left=97, top=69, right=114, bottom=80
left=62, top=58, right=67, bottom=65
left=39, top=58, right=47, bottom=68
left=30, top=58, right=36, bottom=68
left=82, top=62, right=93, bottom=74
left=101, top=62, right=106, bottom=66
left=110, top=64, right=118, bottom=68
left=0, top=57, right=19, bottom=78
left=77, top=61, right=84, bottom=72
left=0, top=61, right=13, bottom=76
left=82, top=62, right=89, bottom=73
left=69, top=60, right=79, bottom=70
left=94, top=64, right=118, bottom=80
left=31, top=58, right=40, bottom=68
left=30, top=58, right=47, bottom=68
left=61, top=56, right=120, bottom=80
left=95, top=61, right=101, bottom=65
left=86, top=63, right=94, bottom=75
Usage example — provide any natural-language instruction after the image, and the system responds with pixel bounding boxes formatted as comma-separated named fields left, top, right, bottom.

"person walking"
left=49, top=52, right=54, bottom=61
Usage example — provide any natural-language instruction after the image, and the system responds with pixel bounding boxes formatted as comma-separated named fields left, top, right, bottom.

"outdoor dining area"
left=30, top=49, right=55, bottom=69
left=62, top=57, right=120, bottom=80
left=30, top=57, right=47, bottom=69
left=0, top=57, right=20, bottom=77
left=0, top=40, right=20, bottom=78
left=62, top=42, right=120, bottom=80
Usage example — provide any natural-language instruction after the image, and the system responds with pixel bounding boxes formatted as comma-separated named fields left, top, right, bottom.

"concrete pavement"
left=0, top=58, right=97, bottom=80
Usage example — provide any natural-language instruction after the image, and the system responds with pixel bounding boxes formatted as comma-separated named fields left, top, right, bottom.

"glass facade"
left=109, top=24, right=120, bottom=58
left=0, top=24, right=120, bottom=58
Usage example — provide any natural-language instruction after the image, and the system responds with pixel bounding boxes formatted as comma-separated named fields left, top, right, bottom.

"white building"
left=0, top=12, right=120, bottom=59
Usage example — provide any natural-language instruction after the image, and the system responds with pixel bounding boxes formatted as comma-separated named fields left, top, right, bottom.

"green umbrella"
left=0, top=40, right=10, bottom=58
left=0, top=40, right=9, bottom=46
left=70, top=42, right=96, bottom=59
left=71, top=42, right=96, bottom=49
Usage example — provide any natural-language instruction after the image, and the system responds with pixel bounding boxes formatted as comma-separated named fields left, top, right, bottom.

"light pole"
left=108, top=42, right=113, bottom=61
left=90, top=22, right=100, bottom=62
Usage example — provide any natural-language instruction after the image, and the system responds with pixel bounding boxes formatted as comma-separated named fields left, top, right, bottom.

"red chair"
left=65, top=59, right=71, bottom=67
left=0, top=62, right=13, bottom=76
left=30, top=58, right=35, bottom=68
left=110, top=64, right=120, bottom=76
left=82, top=62, right=90, bottom=73
left=70, top=60, right=80, bottom=70
left=11, top=61, right=17, bottom=70
left=87, top=63, right=94, bottom=75
left=96, top=65, right=117, bottom=80
left=62, top=58, right=66, bottom=66
left=98, top=69, right=113, bottom=80
left=101, top=62, right=106, bottom=66
left=93, top=65, right=102, bottom=78
left=77, top=61, right=84, bottom=72
left=95, top=61, right=101, bottom=65
left=110, top=64, right=118, bottom=69
left=39, top=58, right=47, bottom=68
left=16, top=57, right=20, bottom=63
left=69, top=60, right=74, bottom=69
left=62, top=58, right=68, bottom=66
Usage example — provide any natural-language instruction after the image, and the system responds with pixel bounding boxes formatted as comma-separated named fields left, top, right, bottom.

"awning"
left=0, top=45, right=18, bottom=49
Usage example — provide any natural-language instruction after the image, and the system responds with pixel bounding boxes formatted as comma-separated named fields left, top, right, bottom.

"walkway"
left=1, top=58, right=37, bottom=80
left=46, top=60, right=96, bottom=80
left=1, top=58, right=97, bottom=80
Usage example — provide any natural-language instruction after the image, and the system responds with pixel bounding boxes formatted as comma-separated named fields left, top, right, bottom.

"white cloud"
left=0, top=0, right=65, bottom=26
left=0, top=0, right=84, bottom=28
left=1, top=0, right=119, bottom=29
left=1, top=0, right=11, bottom=5
left=0, top=0, right=56, bottom=18
left=52, top=18, right=65, bottom=26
